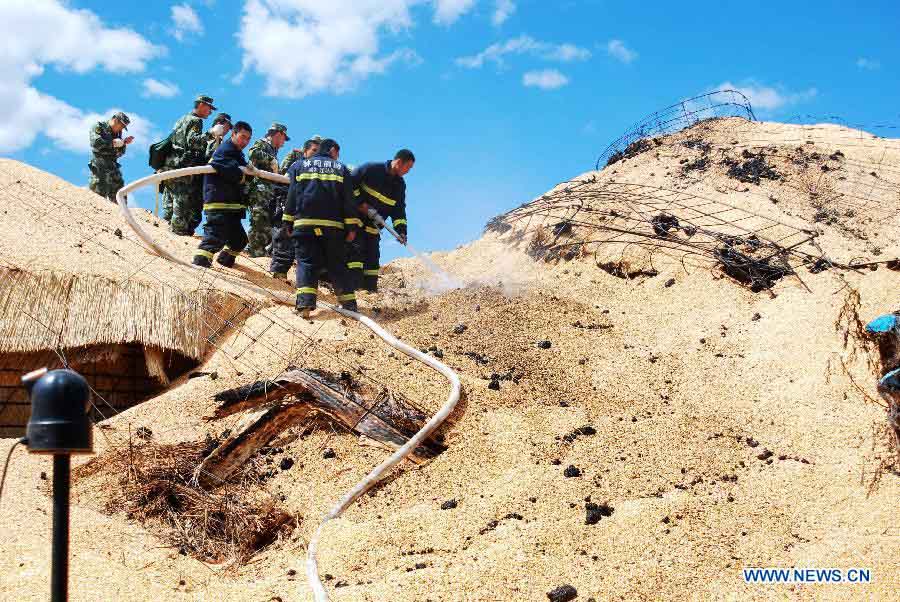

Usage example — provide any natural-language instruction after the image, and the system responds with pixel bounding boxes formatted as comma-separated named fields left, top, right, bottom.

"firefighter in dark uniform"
left=270, top=137, right=321, bottom=280
left=192, top=121, right=254, bottom=268
left=282, top=138, right=360, bottom=316
left=351, top=149, right=414, bottom=292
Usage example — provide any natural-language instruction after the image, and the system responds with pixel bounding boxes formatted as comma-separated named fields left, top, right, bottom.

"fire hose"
left=115, top=166, right=460, bottom=601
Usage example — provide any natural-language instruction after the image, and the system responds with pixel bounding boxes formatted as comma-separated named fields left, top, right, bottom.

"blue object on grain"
left=865, top=314, right=897, bottom=334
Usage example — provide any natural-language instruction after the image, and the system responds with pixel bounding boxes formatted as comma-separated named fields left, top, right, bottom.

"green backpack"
left=148, top=132, right=174, bottom=170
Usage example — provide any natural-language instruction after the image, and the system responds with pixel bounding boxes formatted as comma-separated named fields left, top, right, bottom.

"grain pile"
left=2, top=119, right=899, bottom=601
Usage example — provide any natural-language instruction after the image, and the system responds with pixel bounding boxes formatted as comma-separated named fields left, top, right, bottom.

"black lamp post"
left=23, top=368, right=93, bottom=602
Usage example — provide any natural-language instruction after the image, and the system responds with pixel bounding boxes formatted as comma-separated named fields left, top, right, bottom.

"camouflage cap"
left=212, top=113, right=232, bottom=125
left=194, top=94, right=217, bottom=110
left=111, top=111, right=130, bottom=129
left=310, top=134, right=323, bottom=142
left=268, top=122, right=290, bottom=141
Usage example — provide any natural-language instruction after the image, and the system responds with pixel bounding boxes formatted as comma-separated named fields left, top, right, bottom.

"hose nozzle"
left=366, top=207, right=386, bottom=228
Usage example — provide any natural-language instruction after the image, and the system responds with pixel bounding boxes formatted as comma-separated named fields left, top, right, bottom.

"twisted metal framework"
left=496, top=110, right=900, bottom=292
left=595, top=89, right=757, bottom=170
left=490, top=176, right=820, bottom=291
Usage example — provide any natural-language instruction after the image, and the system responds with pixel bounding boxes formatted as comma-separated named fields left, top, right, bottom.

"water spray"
left=366, top=207, right=461, bottom=291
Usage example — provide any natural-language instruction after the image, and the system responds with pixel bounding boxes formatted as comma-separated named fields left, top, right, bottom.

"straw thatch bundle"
left=0, top=159, right=271, bottom=434
left=0, top=268, right=249, bottom=358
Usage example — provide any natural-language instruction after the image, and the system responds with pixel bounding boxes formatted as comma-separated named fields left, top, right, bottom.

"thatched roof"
left=0, top=159, right=271, bottom=360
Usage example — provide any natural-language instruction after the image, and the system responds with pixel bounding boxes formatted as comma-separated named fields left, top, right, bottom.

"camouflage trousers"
left=246, top=183, right=272, bottom=257
left=88, top=159, right=123, bottom=202
left=162, top=175, right=203, bottom=236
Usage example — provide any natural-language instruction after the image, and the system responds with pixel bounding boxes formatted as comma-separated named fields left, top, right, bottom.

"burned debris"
left=604, top=137, right=656, bottom=167
left=722, top=150, right=781, bottom=184
left=72, top=439, right=296, bottom=564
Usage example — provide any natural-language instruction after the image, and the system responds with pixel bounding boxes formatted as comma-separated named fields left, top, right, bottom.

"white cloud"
left=492, top=0, right=516, bottom=25
left=456, top=35, right=590, bottom=68
left=433, top=0, right=477, bottom=25
left=0, top=0, right=161, bottom=153
left=171, top=3, right=204, bottom=42
left=606, top=39, right=637, bottom=64
left=856, top=57, right=880, bottom=70
left=713, top=80, right=817, bottom=111
left=141, top=78, right=180, bottom=98
left=236, top=0, right=429, bottom=99
left=522, top=69, right=569, bottom=90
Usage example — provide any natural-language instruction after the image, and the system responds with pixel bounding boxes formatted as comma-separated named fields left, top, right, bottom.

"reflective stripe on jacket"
left=351, top=160, right=408, bottom=235
left=203, top=137, right=249, bottom=214
left=283, top=152, right=358, bottom=236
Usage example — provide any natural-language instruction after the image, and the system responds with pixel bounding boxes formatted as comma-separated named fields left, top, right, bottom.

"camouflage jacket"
left=246, top=138, right=280, bottom=199
left=203, top=130, right=227, bottom=162
left=280, top=148, right=304, bottom=173
left=89, top=120, right=125, bottom=163
left=248, top=137, right=279, bottom=173
left=164, top=112, right=206, bottom=169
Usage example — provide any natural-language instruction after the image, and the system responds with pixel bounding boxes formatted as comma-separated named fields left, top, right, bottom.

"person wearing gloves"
left=162, top=94, right=217, bottom=235
left=270, top=136, right=321, bottom=280
left=88, top=111, right=133, bottom=202
left=351, top=149, right=415, bottom=292
left=281, top=138, right=360, bottom=317
left=203, top=113, right=233, bottom=161
left=245, top=122, right=290, bottom=257
left=192, top=121, right=254, bottom=269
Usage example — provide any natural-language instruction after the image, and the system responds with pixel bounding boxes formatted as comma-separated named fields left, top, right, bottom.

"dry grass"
left=73, top=436, right=297, bottom=564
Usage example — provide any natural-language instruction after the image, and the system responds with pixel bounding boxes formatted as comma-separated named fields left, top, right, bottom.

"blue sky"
left=2, top=0, right=898, bottom=261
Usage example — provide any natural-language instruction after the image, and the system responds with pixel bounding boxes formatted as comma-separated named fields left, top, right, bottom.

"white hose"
left=115, top=168, right=460, bottom=601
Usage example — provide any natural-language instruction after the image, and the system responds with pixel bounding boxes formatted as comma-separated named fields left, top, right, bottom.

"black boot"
left=296, top=291, right=316, bottom=318
left=216, top=252, right=236, bottom=268
left=192, top=254, right=212, bottom=268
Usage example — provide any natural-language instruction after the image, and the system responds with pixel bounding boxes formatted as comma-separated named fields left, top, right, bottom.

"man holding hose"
left=351, top=149, right=415, bottom=292
left=192, top=121, right=254, bottom=269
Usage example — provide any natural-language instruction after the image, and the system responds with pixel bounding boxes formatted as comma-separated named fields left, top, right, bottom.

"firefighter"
left=352, top=149, right=414, bottom=292
left=281, top=138, right=360, bottom=317
left=192, top=121, right=254, bottom=268
left=270, top=137, right=321, bottom=280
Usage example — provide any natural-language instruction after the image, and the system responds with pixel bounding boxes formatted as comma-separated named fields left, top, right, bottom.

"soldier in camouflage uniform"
left=270, top=136, right=321, bottom=278
left=245, top=122, right=290, bottom=257
left=203, top=113, right=232, bottom=161
left=88, top=111, right=133, bottom=202
left=277, top=134, right=322, bottom=176
left=161, top=94, right=216, bottom=235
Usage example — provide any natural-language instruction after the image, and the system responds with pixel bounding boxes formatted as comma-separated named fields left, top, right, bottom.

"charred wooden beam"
left=195, top=403, right=314, bottom=488
left=209, top=368, right=446, bottom=469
